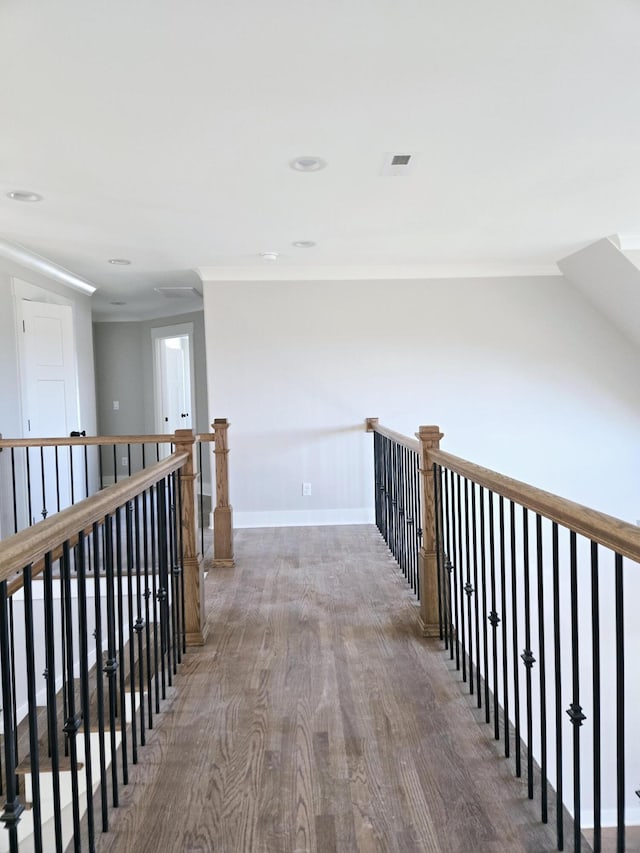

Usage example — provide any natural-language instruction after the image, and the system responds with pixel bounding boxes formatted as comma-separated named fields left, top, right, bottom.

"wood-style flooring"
left=93, top=525, right=578, bottom=853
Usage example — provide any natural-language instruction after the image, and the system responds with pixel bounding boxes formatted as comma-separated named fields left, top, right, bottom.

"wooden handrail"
left=0, top=432, right=216, bottom=450
left=429, top=448, right=640, bottom=564
left=368, top=419, right=640, bottom=565
left=0, top=434, right=176, bottom=449
left=366, top=418, right=420, bottom=452
left=0, top=452, right=188, bottom=585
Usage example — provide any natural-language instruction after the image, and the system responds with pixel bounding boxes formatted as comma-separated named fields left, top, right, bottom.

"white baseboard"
left=234, top=507, right=374, bottom=528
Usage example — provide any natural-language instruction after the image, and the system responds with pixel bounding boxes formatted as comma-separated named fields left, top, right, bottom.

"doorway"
left=152, top=323, right=196, bottom=437
left=16, top=298, right=81, bottom=523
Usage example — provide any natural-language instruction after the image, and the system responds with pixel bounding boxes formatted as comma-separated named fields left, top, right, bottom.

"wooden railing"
left=0, top=422, right=234, bottom=570
left=367, top=418, right=637, bottom=853
left=0, top=421, right=235, bottom=850
left=0, top=422, right=235, bottom=850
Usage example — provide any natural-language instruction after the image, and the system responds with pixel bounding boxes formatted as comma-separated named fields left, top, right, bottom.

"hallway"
left=94, top=525, right=568, bottom=853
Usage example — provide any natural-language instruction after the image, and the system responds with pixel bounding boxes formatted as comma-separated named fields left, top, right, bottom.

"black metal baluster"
left=26, top=446, right=33, bottom=525
left=10, top=448, right=18, bottom=533
left=615, top=552, right=625, bottom=853
left=498, top=495, right=509, bottom=757
left=415, top=453, right=422, bottom=599
left=143, top=487, right=154, bottom=729
left=509, top=501, right=521, bottom=779
left=61, top=541, right=82, bottom=850
left=463, top=478, right=474, bottom=694
left=93, top=522, right=109, bottom=832
left=488, top=490, right=500, bottom=740
left=55, top=446, right=61, bottom=512
left=456, top=473, right=466, bottom=681
left=199, top=440, right=205, bottom=559
left=522, top=508, right=534, bottom=798
left=60, top=568, right=69, bottom=758
left=590, top=541, right=601, bottom=853
left=567, top=531, right=585, bottom=853
left=536, top=514, right=548, bottom=823
left=115, top=507, right=129, bottom=784
left=433, top=464, right=444, bottom=641
left=134, top=493, right=146, bottom=745
left=43, top=553, right=63, bottom=852
left=125, top=502, right=139, bottom=765
left=471, top=482, right=481, bottom=710
left=0, top=579, right=24, bottom=853
left=103, top=515, right=119, bottom=807
left=113, top=445, right=118, bottom=485
left=39, top=445, right=47, bottom=519
left=444, top=469, right=454, bottom=661
left=127, top=443, right=132, bottom=477
left=76, top=531, right=96, bottom=851
left=8, top=598, right=18, bottom=786
left=176, top=472, right=186, bottom=657
left=168, top=478, right=178, bottom=676
left=23, top=564, right=43, bottom=851
left=157, top=479, right=169, bottom=698
left=451, top=471, right=461, bottom=670
left=84, top=444, right=90, bottom=499
left=552, top=522, right=564, bottom=850
left=479, top=486, right=490, bottom=724
left=69, top=445, right=75, bottom=505
left=99, top=445, right=104, bottom=490
left=151, top=483, right=161, bottom=714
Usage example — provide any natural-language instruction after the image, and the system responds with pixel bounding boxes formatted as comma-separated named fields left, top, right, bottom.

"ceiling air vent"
left=380, top=152, right=417, bottom=176
left=153, top=287, right=201, bottom=299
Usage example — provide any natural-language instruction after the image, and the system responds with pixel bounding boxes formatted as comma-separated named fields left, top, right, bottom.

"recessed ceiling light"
left=260, top=251, right=279, bottom=262
left=289, top=157, right=327, bottom=172
left=7, top=190, right=43, bottom=202
left=292, top=241, right=316, bottom=249
left=110, top=300, right=127, bottom=306
left=108, top=258, right=131, bottom=265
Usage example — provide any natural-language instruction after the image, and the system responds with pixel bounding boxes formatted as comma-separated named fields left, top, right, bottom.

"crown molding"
left=0, top=237, right=97, bottom=295
left=195, top=263, right=562, bottom=282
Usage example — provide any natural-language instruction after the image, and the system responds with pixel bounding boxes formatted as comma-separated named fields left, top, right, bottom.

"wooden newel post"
left=417, top=424, right=444, bottom=638
left=212, top=418, right=234, bottom=568
left=174, top=429, right=207, bottom=646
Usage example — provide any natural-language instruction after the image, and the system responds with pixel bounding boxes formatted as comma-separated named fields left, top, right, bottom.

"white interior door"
left=18, top=300, right=80, bottom=521
left=153, top=324, right=196, bottom=436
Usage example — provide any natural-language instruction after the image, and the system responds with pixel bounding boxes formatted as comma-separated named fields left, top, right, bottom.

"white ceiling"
left=2, top=0, right=640, bottom=320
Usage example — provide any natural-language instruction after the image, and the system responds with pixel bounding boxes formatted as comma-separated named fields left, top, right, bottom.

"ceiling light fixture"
left=108, top=258, right=131, bottom=265
left=289, top=157, right=327, bottom=172
left=260, top=251, right=279, bottom=262
left=292, top=241, right=316, bottom=249
left=7, top=190, right=43, bottom=202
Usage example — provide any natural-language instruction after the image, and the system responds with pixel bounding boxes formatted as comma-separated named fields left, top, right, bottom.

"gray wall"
left=93, top=310, right=211, bottom=490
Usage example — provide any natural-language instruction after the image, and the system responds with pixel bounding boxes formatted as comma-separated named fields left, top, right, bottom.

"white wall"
left=202, top=275, right=640, bottom=528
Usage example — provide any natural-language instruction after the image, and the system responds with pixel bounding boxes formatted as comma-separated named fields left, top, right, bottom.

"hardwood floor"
left=93, top=525, right=577, bottom=853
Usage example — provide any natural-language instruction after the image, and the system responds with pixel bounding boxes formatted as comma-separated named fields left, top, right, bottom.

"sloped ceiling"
left=2, top=1, right=640, bottom=319
left=558, top=238, right=640, bottom=349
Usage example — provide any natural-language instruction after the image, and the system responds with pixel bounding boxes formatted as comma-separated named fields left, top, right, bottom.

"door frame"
left=151, top=322, right=196, bottom=435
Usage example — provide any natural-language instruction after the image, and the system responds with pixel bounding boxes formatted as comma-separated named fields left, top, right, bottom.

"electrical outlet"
left=121, top=456, right=128, bottom=467
left=113, top=400, right=119, bottom=410
left=302, top=482, right=312, bottom=496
